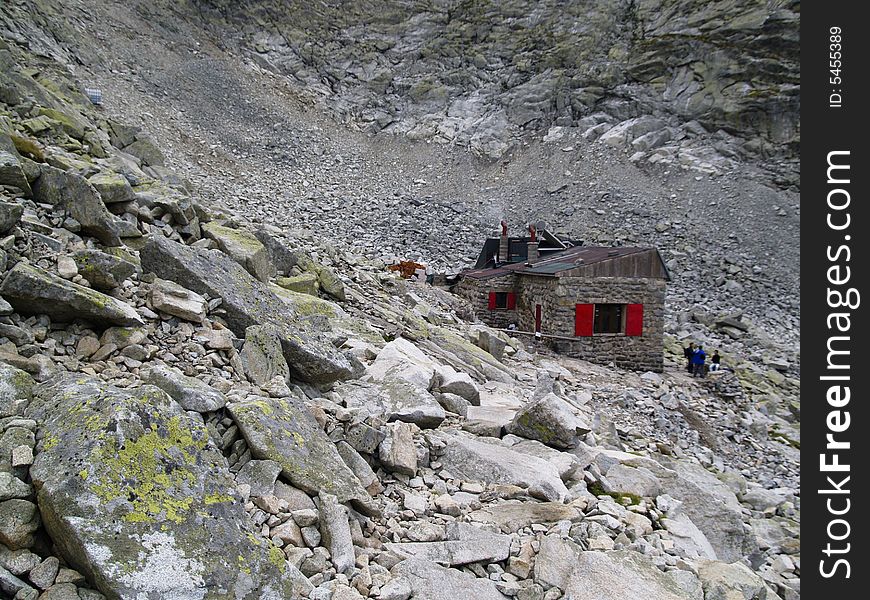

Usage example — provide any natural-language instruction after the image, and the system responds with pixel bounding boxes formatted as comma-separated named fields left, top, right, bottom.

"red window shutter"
left=625, top=304, right=644, bottom=336
left=575, top=304, right=594, bottom=337
left=507, top=292, right=516, bottom=310
left=488, top=292, right=497, bottom=310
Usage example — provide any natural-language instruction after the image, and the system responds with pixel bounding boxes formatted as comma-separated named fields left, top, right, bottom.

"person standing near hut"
left=692, top=345, right=707, bottom=378
left=683, top=343, right=696, bottom=374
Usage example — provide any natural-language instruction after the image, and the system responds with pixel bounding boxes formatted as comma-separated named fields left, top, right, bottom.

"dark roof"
left=462, top=246, right=671, bottom=281
left=473, top=234, right=580, bottom=268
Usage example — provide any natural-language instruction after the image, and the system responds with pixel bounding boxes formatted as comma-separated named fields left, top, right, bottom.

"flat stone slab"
left=391, top=558, right=508, bottom=600
left=386, top=523, right=511, bottom=566
left=140, top=363, right=227, bottom=412
left=469, top=501, right=581, bottom=534
left=0, top=263, right=143, bottom=328
left=228, top=396, right=368, bottom=505
left=27, top=375, right=297, bottom=599
left=437, top=433, right=568, bottom=502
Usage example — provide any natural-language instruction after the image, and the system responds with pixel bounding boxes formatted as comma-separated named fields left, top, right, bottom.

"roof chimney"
left=527, top=224, right=539, bottom=263
left=499, top=220, right=509, bottom=263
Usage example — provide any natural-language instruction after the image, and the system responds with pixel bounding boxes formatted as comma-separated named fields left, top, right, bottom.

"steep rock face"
left=27, top=375, right=296, bottom=600
left=195, top=0, right=798, bottom=176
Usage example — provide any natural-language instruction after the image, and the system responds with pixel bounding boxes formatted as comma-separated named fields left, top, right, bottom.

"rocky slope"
left=0, top=2, right=798, bottom=600
left=193, top=0, right=800, bottom=184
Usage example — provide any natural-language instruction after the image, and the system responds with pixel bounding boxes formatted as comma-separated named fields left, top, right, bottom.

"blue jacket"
left=692, top=349, right=706, bottom=365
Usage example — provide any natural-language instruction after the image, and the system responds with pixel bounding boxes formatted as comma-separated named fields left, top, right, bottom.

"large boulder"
left=468, top=502, right=580, bottom=534
left=695, top=560, right=781, bottom=600
left=534, top=535, right=582, bottom=591
left=27, top=375, right=298, bottom=599
left=0, top=151, right=31, bottom=196
left=437, top=433, right=568, bottom=502
left=391, top=558, right=508, bottom=600
left=139, top=235, right=354, bottom=384
left=72, top=249, right=137, bottom=291
left=202, top=222, right=276, bottom=283
left=252, top=230, right=298, bottom=275
left=149, top=278, right=208, bottom=323
left=653, top=458, right=753, bottom=563
left=506, top=393, right=591, bottom=449
left=0, top=263, right=143, bottom=327
left=140, top=363, right=227, bottom=412
left=336, top=380, right=445, bottom=429
left=434, top=365, right=480, bottom=405
left=227, top=396, right=369, bottom=506
left=0, top=363, right=34, bottom=418
left=87, top=171, right=135, bottom=204
left=611, top=455, right=753, bottom=563
left=31, top=165, right=136, bottom=246
left=0, top=200, right=24, bottom=234
left=563, top=551, right=696, bottom=599
left=367, top=338, right=437, bottom=390
left=240, top=325, right=290, bottom=386
left=386, top=523, right=511, bottom=567
left=422, top=327, right=514, bottom=383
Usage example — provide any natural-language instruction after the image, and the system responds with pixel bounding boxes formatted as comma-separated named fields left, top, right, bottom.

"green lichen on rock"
left=89, top=412, right=205, bottom=524
left=0, top=362, right=35, bottom=418
left=228, top=395, right=369, bottom=506
left=26, top=375, right=298, bottom=599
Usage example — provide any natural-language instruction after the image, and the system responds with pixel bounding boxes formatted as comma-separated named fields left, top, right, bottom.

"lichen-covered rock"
left=140, top=235, right=354, bottom=383
left=0, top=363, right=34, bottom=418
left=424, top=328, right=514, bottom=384
left=202, top=222, right=276, bottom=283
left=276, top=273, right=318, bottom=296
left=0, top=499, right=40, bottom=550
left=314, top=264, right=346, bottom=302
left=0, top=151, right=31, bottom=196
left=87, top=171, right=135, bottom=204
left=228, top=396, right=369, bottom=506
left=140, top=363, right=227, bottom=412
left=122, top=135, right=165, bottom=166
left=30, top=165, right=135, bottom=246
left=0, top=263, right=143, bottom=327
left=505, top=393, right=591, bottom=449
left=240, top=324, right=289, bottom=386
left=28, top=375, right=297, bottom=599
left=0, top=200, right=24, bottom=233
left=72, top=249, right=137, bottom=290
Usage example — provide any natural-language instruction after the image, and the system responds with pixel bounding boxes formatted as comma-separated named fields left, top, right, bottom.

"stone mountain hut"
left=455, top=224, right=670, bottom=372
